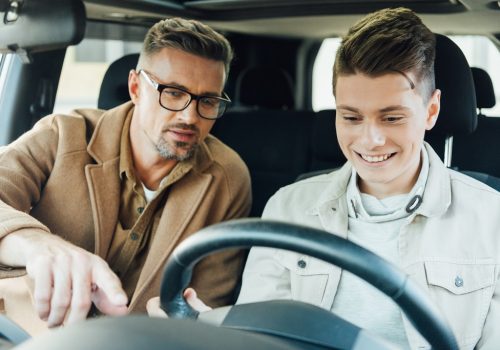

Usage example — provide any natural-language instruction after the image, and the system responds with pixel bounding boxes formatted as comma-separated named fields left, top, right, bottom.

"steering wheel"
left=4, top=218, right=458, bottom=350
left=160, top=218, right=458, bottom=350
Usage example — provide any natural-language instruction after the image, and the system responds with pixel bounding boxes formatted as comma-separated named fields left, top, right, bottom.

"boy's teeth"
left=361, top=153, right=390, bottom=163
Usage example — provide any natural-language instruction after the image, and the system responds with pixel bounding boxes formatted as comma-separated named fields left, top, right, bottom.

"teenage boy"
left=236, top=7, right=500, bottom=349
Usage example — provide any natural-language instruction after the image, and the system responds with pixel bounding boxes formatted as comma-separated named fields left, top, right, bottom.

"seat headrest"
left=471, top=67, right=496, bottom=109
left=430, top=34, right=477, bottom=135
left=98, top=53, right=140, bottom=110
left=234, top=65, right=294, bottom=110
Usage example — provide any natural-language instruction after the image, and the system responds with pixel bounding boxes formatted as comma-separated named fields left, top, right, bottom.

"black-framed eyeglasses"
left=139, top=70, right=231, bottom=120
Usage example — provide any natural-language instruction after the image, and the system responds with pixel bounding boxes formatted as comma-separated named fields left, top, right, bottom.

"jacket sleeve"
left=0, top=116, right=60, bottom=276
left=236, top=190, right=293, bottom=304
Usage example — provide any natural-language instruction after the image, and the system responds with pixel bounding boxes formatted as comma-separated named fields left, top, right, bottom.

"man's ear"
left=128, top=69, right=140, bottom=104
left=425, top=89, right=441, bottom=131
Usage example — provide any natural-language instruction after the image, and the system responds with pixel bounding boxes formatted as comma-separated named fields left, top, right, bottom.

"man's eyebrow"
left=162, top=81, right=222, bottom=97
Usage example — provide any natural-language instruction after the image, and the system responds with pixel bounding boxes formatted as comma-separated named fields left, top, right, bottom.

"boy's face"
left=335, top=72, right=440, bottom=198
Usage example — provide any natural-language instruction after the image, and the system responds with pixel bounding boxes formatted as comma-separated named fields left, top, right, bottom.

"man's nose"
left=178, top=100, right=200, bottom=124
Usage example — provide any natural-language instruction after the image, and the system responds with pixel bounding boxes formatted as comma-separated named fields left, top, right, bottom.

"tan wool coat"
left=0, top=102, right=251, bottom=334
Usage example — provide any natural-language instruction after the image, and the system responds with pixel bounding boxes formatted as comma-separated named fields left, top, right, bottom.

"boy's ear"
left=425, top=89, right=441, bottom=131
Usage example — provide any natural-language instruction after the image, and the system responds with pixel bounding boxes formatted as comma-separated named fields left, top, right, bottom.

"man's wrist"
left=0, top=228, right=54, bottom=266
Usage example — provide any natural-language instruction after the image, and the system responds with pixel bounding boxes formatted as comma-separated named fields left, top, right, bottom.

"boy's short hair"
left=139, top=17, right=233, bottom=76
left=333, top=7, right=436, bottom=101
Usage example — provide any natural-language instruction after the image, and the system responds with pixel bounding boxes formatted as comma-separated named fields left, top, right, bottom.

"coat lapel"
left=85, top=162, right=120, bottom=258
left=85, top=102, right=134, bottom=258
left=130, top=171, right=212, bottom=308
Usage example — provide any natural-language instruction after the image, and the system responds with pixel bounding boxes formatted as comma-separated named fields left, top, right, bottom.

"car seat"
left=232, top=65, right=295, bottom=110
left=97, top=53, right=139, bottom=110
left=211, top=65, right=311, bottom=217
left=424, top=34, right=477, bottom=165
left=451, top=67, right=500, bottom=187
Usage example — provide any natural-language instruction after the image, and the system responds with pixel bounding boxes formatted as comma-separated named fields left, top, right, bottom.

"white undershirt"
left=331, top=147, right=429, bottom=348
left=142, top=184, right=157, bottom=203
left=141, top=172, right=171, bottom=203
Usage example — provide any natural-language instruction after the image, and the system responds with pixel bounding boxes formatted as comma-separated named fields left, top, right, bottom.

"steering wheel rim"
left=160, top=218, right=458, bottom=350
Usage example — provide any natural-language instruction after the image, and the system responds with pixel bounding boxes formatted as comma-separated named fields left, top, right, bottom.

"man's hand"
left=0, top=229, right=128, bottom=327
left=146, top=288, right=212, bottom=318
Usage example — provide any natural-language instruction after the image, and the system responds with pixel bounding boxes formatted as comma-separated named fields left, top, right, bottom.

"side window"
left=53, top=38, right=142, bottom=114
left=0, top=54, right=6, bottom=98
left=450, top=35, right=500, bottom=116
left=312, top=38, right=340, bottom=112
left=312, top=35, right=500, bottom=116
left=0, top=54, right=13, bottom=102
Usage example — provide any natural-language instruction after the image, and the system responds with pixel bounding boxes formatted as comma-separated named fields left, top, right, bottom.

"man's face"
left=128, top=47, right=226, bottom=162
left=335, top=72, right=440, bottom=198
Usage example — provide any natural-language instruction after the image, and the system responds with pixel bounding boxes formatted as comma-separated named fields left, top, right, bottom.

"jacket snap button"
left=455, top=276, right=464, bottom=287
left=297, top=259, right=306, bottom=269
left=130, top=232, right=139, bottom=241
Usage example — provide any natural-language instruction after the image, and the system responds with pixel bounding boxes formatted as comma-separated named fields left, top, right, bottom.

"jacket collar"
left=415, top=142, right=451, bottom=218
left=304, top=163, right=352, bottom=237
left=306, top=142, right=451, bottom=219
left=305, top=161, right=352, bottom=217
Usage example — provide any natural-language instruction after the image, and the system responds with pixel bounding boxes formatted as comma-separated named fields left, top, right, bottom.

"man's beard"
left=155, top=138, right=198, bottom=161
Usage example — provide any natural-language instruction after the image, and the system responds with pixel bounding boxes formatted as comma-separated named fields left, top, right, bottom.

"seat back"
left=308, top=109, right=345, bottom=172
left=452, top=67, right=500, bottom=180
left=98, top=53, right=139, bottom=110
left=424, top=34, right=477, bottom=164
left=211, top=110, right=314, bottom=216
left=232, top=65, right=295, bottom=110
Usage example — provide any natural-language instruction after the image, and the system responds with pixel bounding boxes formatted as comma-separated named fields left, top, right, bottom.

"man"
left=0, top=17, right=251, bottom=332
left=235, top=8, right=500, bottom=350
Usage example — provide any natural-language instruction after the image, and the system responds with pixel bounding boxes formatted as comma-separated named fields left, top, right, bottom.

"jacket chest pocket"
left=276, top=251, right=332, bottom=307
left=424, top=261, right=495, bottom=348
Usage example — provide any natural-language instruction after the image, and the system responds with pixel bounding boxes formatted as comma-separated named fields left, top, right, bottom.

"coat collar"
left=87, top=102, right=133, bottom=164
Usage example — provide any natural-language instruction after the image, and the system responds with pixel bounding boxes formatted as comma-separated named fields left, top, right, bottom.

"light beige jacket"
left=0, top=102, right=251, bottom=334
left=238, top=143, right=500, bottom=350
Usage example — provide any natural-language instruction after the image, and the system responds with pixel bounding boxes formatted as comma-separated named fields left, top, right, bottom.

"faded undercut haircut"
left=333, top=7, right=436, bottom=102
left=139, top=17, right=234, bottom=76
